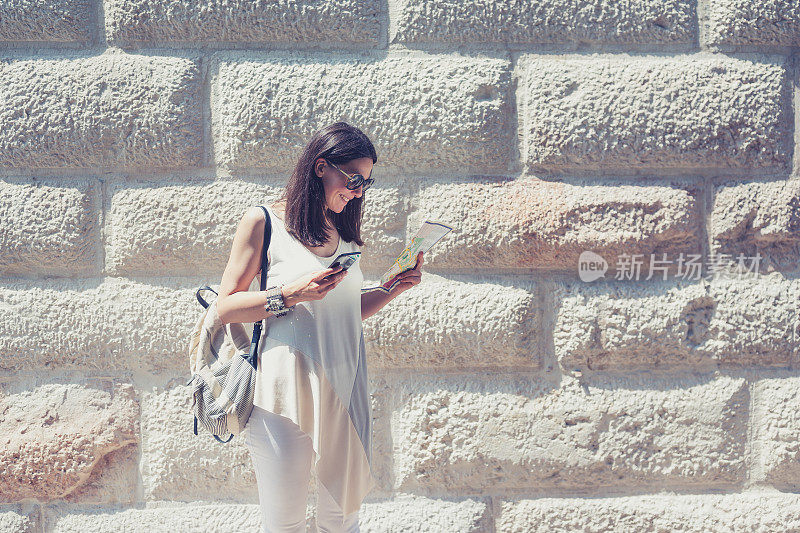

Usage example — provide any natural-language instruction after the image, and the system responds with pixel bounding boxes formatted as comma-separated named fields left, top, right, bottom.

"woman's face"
left=315, top=157, right=373, bottom=214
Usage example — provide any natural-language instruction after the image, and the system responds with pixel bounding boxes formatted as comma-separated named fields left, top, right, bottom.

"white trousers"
left=244, top=405, right=360, bottom=533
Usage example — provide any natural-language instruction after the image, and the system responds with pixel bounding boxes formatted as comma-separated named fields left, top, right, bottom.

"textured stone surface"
left=363, top=274, right=538, bottom=368
left=368, top=376, right=395, bottom=493
left=520, top=54, right=790, bottom=171
left=554, top=275, right=800, bottom=369
left=390, top=374, right=747, bottom=491
left=394, top=0, right=694, bottom=45
left=106, top=0, right=380, bottom=45
left=141, top=381, right=258, bottom=501
left=707, top=0, right=800, bottom=45
left=498, top=493, right=800, bottom=532
left=44, top=496, right=486, bottom=532
left=555, top=280, right=710, bottom=370
left=409, top=177, right=701, bottom=272
left=0, top=278, right=205, bottom=372
left=661, top=275, right=800, bottom=366
left=0, top=50, right=202, bottom=169
left=63, top=444, right=139, bottom=505
left=0, top=272, right=537, bottom=374
left=106, top=180, right=282, bottom=276
left=0, top=508, right=39, bottom=533
left=44, top=504, right=267, bottom=532
left=0, top=0, right=92, bottom=42
left=753, top=377, right=800, bottom=487
left=359, top=184, right=408, bottom=272
left=0, top=380, right=138, bottom=502
left=4, top=0, right=800, bottom=523
left=212, top=52, right=513, bottom=172
left=0, top=178, right=100, bottom=276
left=360, top=494, right=489, bottom=532
left=710, top=178, right=800, bottom=272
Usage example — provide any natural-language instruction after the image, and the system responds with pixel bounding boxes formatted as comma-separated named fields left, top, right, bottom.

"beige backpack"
left=186, top=205, right=271, bottom=443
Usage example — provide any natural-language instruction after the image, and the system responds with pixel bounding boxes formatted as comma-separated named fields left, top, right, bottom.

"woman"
left=215, top=122, right=423, bottom=532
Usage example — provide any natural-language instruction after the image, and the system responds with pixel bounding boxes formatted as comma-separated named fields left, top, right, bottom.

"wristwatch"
left=264, top=286, right=291, bottom=317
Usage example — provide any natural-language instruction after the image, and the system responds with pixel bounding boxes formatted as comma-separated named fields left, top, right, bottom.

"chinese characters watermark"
left=578, top=251, right=763, bottom=283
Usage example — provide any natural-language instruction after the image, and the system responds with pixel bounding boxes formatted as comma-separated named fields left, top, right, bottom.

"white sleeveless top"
left=247, top=204, right=376, bottom=515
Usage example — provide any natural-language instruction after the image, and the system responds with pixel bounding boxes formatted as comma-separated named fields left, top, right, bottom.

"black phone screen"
left=325, top=252, right=361, bottom=278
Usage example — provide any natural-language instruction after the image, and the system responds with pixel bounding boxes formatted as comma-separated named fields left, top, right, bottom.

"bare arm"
left=361, top=289, right=395, bottom=321
left=216, top=206, right=276, bottom=325
left=217, top=207, right=348, bottom=325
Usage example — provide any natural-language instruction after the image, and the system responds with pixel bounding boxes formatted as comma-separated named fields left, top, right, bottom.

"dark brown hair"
left=278, top=122, right=377, bottom=247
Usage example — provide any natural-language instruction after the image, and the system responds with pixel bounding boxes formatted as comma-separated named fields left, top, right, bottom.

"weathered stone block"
left=106, top=180, right=282, bottom=276
left=368, top=375, right=395, bottom=494
left=212, top=52, right=513, bottom=172
left=141, top=380, right=257, bottom=501
left=0, top=278, right=204, bottom=372
left=0, top=178, right=101, bottom=277
left=707, top=0, right=800, bottom=46
left=554, top=275, right=800, bottom=369
left=106, top=0, right=380, bottom=45
left=0, top=51, right=202, bottom=169
left=394, top=0, right=694, bottom=45
left=498, top=493, right=800, bottom=532
left=555, top=279, right=710, bottom=369
left=409, top=177, right=701, bottom=272
left=0, top=0, right=92, bottom=42
left=390, top=374, right=747, bottom=491
left=0, top=508, right=39, bottom=533
left=752, top=376, right=800, bottom=487
left=0, top=380, right=138, bottom=503
left=363, top=274, right=538, bottom=368
left=360, top=494, right=489, bottom=532
left=710, top=178, right=800, bottom=272
left=44, top=504, right=266, bottom=532
left=520, top=54, right=790, bottom=171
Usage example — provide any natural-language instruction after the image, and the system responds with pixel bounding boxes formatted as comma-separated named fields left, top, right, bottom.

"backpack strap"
left=244, top=206, right=272, bottom=372
left=258, top=205, right=272, bottom=293
left=192, top=206, right=272, bottom=443
left=195, top=286, right=217, bottom=309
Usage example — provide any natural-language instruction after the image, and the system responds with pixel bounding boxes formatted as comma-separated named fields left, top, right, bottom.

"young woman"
left=215, top=122, right=423, bottom=532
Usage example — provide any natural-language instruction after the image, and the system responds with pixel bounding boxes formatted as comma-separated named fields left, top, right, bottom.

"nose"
left=352, top=185, right=363, bottom=198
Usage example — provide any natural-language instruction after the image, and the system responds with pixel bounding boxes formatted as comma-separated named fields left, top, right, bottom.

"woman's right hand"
left=280, top=266, right=347, bottom=308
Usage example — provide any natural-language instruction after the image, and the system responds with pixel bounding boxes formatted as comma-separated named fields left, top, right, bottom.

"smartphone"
left=324, top=252, right=361, bottom=279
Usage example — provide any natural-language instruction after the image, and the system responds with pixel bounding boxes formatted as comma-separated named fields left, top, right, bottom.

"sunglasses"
left=324, top=159, right=374, bottom=192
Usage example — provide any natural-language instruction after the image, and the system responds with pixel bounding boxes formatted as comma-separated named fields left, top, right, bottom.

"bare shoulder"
left=232, top=207, right=267, bottom=248
left=244, top=205, right=267, bottom=227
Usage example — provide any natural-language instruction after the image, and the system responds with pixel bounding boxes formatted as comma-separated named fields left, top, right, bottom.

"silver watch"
left=264, top=286, right=290, bottom=317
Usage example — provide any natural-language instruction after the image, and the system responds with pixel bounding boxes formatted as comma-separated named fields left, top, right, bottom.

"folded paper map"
left=362, top=221, right=453, bottom=293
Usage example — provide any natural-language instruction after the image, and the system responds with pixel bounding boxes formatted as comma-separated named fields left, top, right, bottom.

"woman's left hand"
left=389, top=252, right=424, bottom=296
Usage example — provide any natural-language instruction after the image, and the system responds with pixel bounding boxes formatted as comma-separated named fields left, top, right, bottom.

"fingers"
left=394, top=270, right=422, bottom=288
left=314, top=268, right=347, bottom=295
left=323, top=269, right=347, bottom=288
left=313, top=265, right=343, bottom=282
left=398, top=274, right=421, bottom=286
left=392, top=256, right=424, bottom=294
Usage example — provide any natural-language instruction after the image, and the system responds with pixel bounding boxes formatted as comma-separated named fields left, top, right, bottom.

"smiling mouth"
left=338, top=193, right=349, bottom=203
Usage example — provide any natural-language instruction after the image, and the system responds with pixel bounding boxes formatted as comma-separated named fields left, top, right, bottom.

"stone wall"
left=0, top=1, right=799, bottom=531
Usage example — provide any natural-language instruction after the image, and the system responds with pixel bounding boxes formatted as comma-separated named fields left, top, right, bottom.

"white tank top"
left=248, top=204, right=375, bottom=515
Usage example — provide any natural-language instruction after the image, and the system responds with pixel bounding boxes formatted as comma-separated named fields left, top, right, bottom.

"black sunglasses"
left=324, top=159, right=374, bottom=192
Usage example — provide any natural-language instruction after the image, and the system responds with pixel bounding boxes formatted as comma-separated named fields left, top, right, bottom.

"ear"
left=314, top=158, right=326, bottom=178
